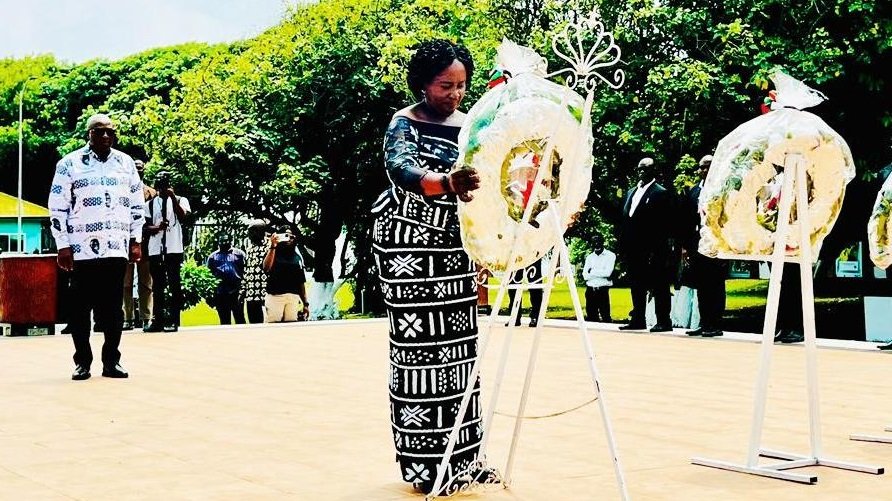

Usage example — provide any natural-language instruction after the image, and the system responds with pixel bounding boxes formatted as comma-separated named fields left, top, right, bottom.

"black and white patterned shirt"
left=242, top=242, right=268, bottom=301
left=48, top=145, right=144, bottom=260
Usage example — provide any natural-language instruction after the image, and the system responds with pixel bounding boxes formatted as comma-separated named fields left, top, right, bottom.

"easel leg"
left=746, top=154, right=798, bottom=467
left=557, top=239, right=630, bottom=499
left=794, top=155, right=823, bottom=458
left=504, top=250, right=562, bottom=483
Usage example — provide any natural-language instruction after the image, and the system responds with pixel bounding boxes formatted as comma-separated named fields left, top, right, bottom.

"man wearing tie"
left=619, top=157, right=673, bottom=332
left=682, top=155, right=727, bottom=337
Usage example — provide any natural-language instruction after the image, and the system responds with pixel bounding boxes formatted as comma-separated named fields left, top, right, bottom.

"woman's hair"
left=406, top=39, right=474, bottom=100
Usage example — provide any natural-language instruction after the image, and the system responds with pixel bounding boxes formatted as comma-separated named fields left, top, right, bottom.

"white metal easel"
left=427, top=11, right=630, bottom=500
left=691, top=153, right=884, bottom=482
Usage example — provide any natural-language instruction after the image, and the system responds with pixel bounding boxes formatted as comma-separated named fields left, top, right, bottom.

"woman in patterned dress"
left=371, top=39, right=483, bottom=494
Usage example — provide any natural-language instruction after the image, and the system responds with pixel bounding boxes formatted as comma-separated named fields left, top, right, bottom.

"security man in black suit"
left=619, top=157, right=674, bottom=332
left=682, top=155, right=727, bottom=337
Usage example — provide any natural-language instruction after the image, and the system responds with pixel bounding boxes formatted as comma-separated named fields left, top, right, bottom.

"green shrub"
left=180, top=259, right=219, bottom=311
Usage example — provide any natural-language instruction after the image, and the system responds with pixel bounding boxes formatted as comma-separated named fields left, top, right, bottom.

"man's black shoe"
left=618, top=323, right=646, bottom=331
left=878, top=343, right=892, bottom=351
left=529, top=318, right=538, bottom=328
left=686, top=328, right=703, bottom=336
left=71, top=365, right=91, bottom=381
left=93, top=323, right=103, bottom=332
left=143, top=323, right=163, bottom=333
left=163, top=324, right=179, bottom=333
left=701, top=329, right=724, bottom=337
left=650, top=324, right=672, bottom=333
left=778, top=330, right=804, bottom=343
left=102, top=363, right=129, bottom=378
left=60, top=325, right=72, bottom=334
left=121, top=321, right=134, bottom=331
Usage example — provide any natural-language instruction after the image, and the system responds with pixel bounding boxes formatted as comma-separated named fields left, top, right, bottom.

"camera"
left=275, top=233, right=293, bottom=241
left=155, top=170, right=172, bottom=192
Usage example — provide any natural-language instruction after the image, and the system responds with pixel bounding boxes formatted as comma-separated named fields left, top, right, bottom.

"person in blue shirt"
left=206, top=233, right=246, bottom=325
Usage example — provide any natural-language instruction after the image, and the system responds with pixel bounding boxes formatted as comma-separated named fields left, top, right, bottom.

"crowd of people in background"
left=488, top=153, right=739, bottom=340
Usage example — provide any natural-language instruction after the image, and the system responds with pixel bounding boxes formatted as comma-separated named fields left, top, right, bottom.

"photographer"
left=143, top=170, right=191, bottom=332
left=262, top=227, right=308, bottom=323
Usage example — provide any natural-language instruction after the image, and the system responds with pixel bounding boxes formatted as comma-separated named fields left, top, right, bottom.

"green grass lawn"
left=180, top=278, right=864, bottom=340
left=183, top=279, right=768, bottom=326
left=181, top=283, right=356, bottom=326
left=484, top=278, right=770, bottom=321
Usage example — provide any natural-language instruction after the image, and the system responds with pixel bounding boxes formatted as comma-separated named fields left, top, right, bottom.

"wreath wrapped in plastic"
left=699, top=72, right=854, bottom=259
left=456, top=40, right=593, bottom=272
left=868, top=175, right=892, bottom=268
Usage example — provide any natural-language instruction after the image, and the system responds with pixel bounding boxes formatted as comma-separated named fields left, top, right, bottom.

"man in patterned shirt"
left=242, top=220, right=269, bottom=323
left=48, top=114, right=145, bottom=381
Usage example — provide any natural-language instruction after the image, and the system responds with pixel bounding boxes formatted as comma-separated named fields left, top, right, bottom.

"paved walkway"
left=2, top=319, right=891, bottom=500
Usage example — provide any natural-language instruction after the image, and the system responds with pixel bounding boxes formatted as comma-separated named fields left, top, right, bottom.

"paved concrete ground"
left=2, top=319, right=892, bottom=500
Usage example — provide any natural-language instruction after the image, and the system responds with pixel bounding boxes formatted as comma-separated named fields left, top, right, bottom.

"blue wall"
left=0, top=218, right=45, bottom=253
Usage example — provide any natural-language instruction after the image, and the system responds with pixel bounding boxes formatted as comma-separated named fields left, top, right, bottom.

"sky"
left=0, top=0, right=303, bottom=63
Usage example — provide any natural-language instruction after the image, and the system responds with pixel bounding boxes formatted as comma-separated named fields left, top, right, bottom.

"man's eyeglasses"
left=90, top=128, right=116, bottom=138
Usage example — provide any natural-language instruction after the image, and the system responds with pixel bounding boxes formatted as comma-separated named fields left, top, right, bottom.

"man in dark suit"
left=681, top=155, right=727, bottom=337
left=619, top=157, right=674, bottom=332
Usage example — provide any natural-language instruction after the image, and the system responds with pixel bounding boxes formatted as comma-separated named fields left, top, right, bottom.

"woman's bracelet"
left=440, top=174, right=452, bottom=193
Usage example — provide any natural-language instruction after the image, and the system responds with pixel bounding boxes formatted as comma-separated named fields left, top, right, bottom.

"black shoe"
left=529, top=318, right=538, bottom=328
left=71, top=365, right=91, bottom=381
left=93, top=323, right=103, bottom=333
left=143, top=323, right=163, bottom=333
left=878, top=343, right=892, bottom=351
left=701, top=329, right=724, bottom=337
left=121, top=321, right=134, bottom=331
left=650, top=324, right=672, bottom=333
left=686, top=328, right=703, bottom=336
left=778, top=330, right=804, bottom=343
left=619, top=323, right=646, bottom=331
left=163, top=324, right=179, bottom=333
left=60, top=325, right=72, bottom=334
left=102, top=363, right=129, bottom=378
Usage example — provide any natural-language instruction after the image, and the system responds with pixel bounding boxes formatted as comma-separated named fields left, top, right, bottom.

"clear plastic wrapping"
left=698, top=72, right=854, bottom=260
left=456, top=40, right=593, bottom=272
left=868, top=175, right=892, bottom=268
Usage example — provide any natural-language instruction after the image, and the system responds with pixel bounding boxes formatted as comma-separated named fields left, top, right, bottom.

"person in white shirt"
left=582, top=235, right=616, bottom=322
left=143, top=171, right=191, bottom=332
left=48, top=114, right=144, bottom=380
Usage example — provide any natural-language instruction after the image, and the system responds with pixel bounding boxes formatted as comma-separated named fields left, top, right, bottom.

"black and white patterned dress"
left=372, top=116, right=481, bottom=493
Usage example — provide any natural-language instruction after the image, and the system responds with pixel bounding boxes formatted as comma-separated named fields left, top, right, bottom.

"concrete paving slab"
left=2, top=319, right=891, bottom=500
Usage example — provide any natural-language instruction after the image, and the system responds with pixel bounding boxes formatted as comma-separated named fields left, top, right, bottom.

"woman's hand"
left=448, top=167, right=480, bottom=202
left=268, top=233, right=279, bottom=249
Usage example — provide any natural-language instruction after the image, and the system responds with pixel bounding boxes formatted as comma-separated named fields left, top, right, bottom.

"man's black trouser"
left=214, top=290, right=246, bottom=325
left=507, top=261, right=543, bottom=320
left=69, top=258, right=128, bottom=368
left=246, top=300, right=265, bottom=324
left=627, top=252, right=670, bottom=326
left=585, top=286, right=611, bottom=322
left=777, top=262, right=803, bottom=331
left=693, top=255, right=727, bottom=331
left=150, top=253, right=183, bottom=327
